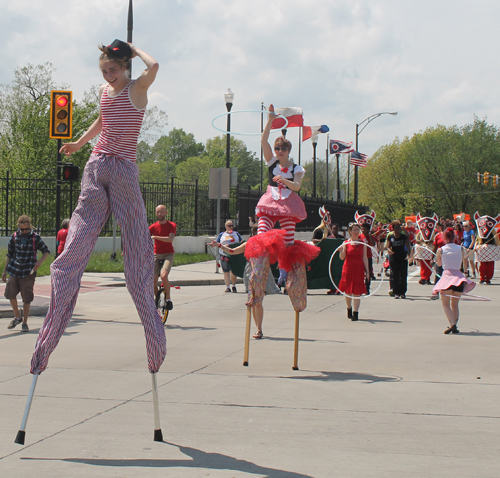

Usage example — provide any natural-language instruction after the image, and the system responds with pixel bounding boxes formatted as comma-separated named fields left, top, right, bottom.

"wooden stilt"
left=243, top=306, right=252, bottom=366
left=292, top=310, right=300, bottom=370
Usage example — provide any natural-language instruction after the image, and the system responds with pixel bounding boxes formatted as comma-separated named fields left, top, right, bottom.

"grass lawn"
left=0, top=250, right=213, bottom=277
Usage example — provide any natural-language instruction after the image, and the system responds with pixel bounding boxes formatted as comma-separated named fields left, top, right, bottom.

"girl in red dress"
left=338, top=223, right=369, bottom=321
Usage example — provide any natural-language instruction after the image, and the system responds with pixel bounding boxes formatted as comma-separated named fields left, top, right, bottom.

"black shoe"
left=419, top=279, right=426, bottom=285
left=444, top=324, right=459, bottom=334
left=166, top=300, right=173, bottom=311
left=347, top=308, right=353, bottom=319
left=232, top=286, right=237, bottom=293
left=351, top=311, right=359, bottom=321
left=401, top=294, right=406, bottom=299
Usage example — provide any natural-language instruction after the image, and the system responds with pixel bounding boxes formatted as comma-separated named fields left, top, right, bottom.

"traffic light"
left=62, top=164, right=79, bottom=181
left=50, top=91, right=73, bottom=139
left=477, top=172, right=481, bottom=183
left=495, top=175, right=499, bottom=188
left=484, top=171, right=490, bottom=186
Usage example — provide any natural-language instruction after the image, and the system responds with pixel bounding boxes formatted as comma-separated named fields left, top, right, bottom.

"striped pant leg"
left=109, top=159, right=166, bottom=373
left=257, top=216, right=275, bottom=235
left=31, top=154, right=111, bottom=374
left=277, top=217, right=296, bottom=245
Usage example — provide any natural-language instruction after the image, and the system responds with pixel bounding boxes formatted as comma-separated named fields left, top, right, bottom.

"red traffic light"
left=50, top=90, right=72, bottom=139
left=56, top=96, right=68, bottom=107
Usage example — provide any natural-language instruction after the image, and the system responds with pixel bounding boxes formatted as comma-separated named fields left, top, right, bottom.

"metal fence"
left=0, top=172, right=367, bottom=236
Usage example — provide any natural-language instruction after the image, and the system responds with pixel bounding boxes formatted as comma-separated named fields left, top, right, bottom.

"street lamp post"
left=224, top=88, right=234, bottom=220
left=354, top=111, right=397, bottom=204
left=224, top=88, right=234, bottom=169
left=312, top=135, right=318, bottom=198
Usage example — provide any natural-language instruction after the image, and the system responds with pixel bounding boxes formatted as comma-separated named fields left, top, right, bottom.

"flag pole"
left=298, top=127, right=302, bottom=165
left=260, top=102, right=264, bottom=188
left=14, top=374, right=39, bottom=445
left=326, top=134, right=329, bottom=200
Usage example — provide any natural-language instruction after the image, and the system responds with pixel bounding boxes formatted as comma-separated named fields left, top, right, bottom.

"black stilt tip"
left=154, top=429, right=163, bottom=442
left=243, top=361, right=248, bottom=366
left=15, top=430, right=26, bottom=445
left=292, top=366, right=299, bottom=371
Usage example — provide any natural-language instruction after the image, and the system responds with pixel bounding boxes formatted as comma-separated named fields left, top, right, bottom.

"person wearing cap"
left=31, top=40, right=166, bottom=367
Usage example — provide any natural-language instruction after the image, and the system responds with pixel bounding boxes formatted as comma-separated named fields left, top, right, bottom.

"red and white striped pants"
left=31, top=153, right=166, bottom=375
left=257, top=216, right=296, bottom=244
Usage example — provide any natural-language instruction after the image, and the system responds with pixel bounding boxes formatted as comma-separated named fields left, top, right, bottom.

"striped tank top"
left=93, top=80, right=145, bottom=162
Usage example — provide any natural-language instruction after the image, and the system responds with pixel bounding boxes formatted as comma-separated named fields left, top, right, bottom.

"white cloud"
left=1, top=0, right=500, bottom=162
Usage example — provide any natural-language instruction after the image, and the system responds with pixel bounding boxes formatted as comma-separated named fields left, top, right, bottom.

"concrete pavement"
left=1, top=261, right=500, bottom=477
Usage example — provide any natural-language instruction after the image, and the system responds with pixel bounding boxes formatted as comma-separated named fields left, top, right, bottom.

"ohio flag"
left=329, top=139, right=354, bottom=154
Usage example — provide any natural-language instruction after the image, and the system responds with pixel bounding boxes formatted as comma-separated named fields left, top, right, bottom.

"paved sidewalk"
left=0, top=262, right=499, bottom=477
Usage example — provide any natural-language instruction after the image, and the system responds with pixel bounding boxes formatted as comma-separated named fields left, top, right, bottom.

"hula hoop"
left=441, top=293, right=491, bottom=302
left=328, top=240, right=384, bottom=300
left=211, top=110, right=289, bottom=136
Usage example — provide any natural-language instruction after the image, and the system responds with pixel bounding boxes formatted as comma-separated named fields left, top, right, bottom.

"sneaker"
left=166, top=300, right=173, bottom=311
left=431, top=294, right=439, bottom=300
left=401, top=294, right=406, bottom=299
left=232, top=286, right=237, bottom=293
left=225, top=287, right=231, bottom=293
left=388, top=290, right=394, bottom=297
left=8, top=318, right=22, bottom=329
left=419, top=279, right=426, bottom=285
left=21, top=323, right=29, bottom=332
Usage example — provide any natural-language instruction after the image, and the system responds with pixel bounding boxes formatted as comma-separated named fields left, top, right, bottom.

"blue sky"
left=1, top=0, right=499, bottom=165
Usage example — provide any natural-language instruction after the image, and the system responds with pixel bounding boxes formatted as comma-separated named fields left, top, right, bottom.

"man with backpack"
left=2, top=215, right=50, bottom=332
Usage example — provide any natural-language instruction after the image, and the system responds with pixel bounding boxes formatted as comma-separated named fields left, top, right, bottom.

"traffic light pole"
left=56, top=139, right=62, bottom=252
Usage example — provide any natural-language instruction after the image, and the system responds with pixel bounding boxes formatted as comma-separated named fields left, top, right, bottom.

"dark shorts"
left=5, top=274, right=36, bottom=303
left=220, top=255, right=231, bottom=273
left=446, top=283, right=465, bottom=293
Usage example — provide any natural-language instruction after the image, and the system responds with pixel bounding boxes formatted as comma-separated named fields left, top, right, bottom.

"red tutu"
left=337, top=243, right=366, bottom=296
left=256, top=186, right=307, bottom=223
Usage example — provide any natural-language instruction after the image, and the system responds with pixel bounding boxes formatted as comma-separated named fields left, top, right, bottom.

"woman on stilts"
left=31, top=40, right=166, bottom=376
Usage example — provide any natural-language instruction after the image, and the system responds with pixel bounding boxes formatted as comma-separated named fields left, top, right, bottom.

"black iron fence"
left=0, top=172, right=366, bottom=236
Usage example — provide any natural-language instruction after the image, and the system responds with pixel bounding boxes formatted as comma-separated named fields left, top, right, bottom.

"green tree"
left=151, top=128, right=204, bottom=165
left=359, top=118, right=500, bottom=221
left=203, top=135, right=261, bottom=187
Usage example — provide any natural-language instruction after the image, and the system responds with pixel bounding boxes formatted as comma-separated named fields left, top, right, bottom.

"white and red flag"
left=302, top=125, right=329, bottom=142
left=271, top=107, right=304, bottom=129
left=350, top=151, right=369, bottom=167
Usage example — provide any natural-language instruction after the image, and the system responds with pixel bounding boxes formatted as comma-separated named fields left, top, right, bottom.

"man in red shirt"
left=149, top=204, right=176, bottom=309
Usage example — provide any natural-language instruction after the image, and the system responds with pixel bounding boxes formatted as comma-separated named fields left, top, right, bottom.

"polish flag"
left=271, top=107, right=304, bottom=129
left=302, top=125, right=329, bottom=142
